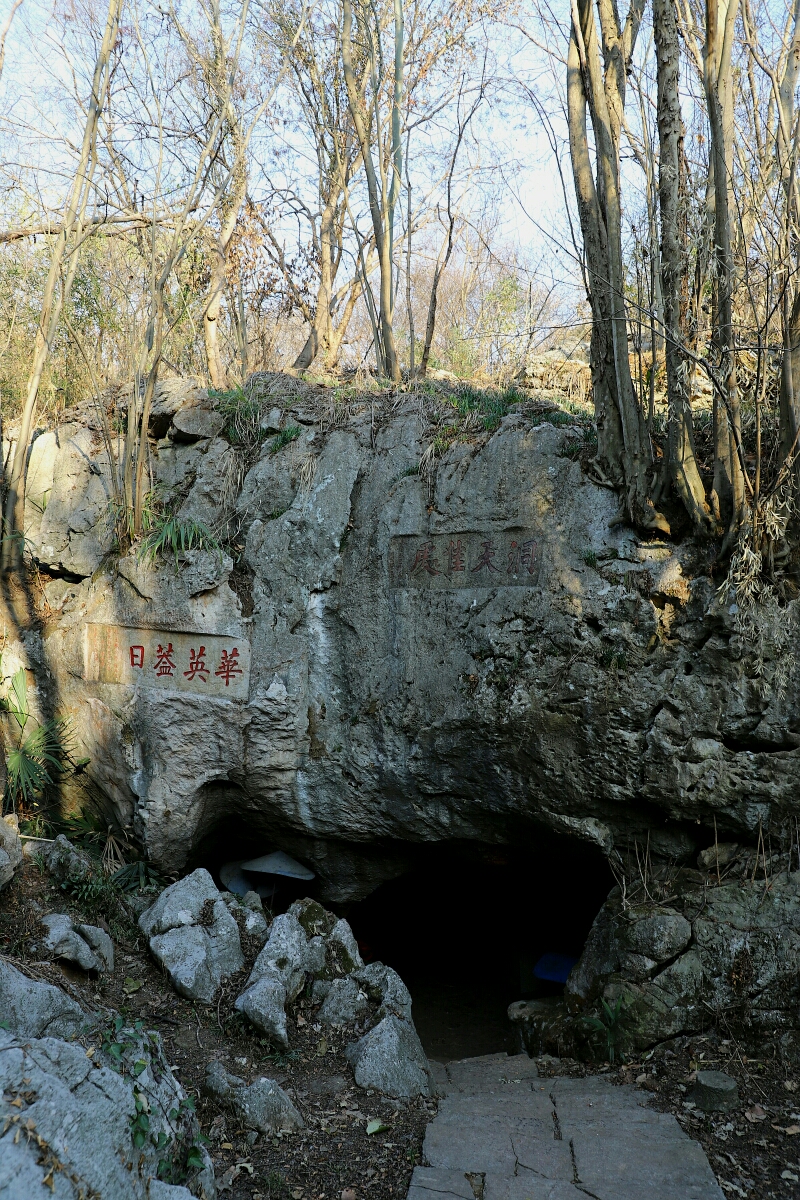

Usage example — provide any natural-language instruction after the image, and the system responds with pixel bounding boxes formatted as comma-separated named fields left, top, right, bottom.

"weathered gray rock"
left=345, top=1014, right=433, bottom=1099
left=247, top=912, right=313, bottom=1000
left=140, top=869, right=244, bottom=1002
left=40, top=913, right=113, bottom=972
left=234, top=971, right=288, bottom=1046
left=697, top=843, right=739, bottom=870
left=171, top=403, right=225, bottom=443
left=0, top=815, right=22, bottom=890
left=0, top=958, right=96, bottom=1039
left=318, top=976, right=370, bottom=1025
left=624, top=910, right=692, bottom=962
left=42, top=834, right=93, bottom=884
left=205, top=1060, right=303, bottom=1133
left=354, top=961, right=413, bottom=1022
left=0, top=1023, right=214, bottom=1200
left=220, top=892, right=269, bottom=944
left=689, top=1070, right=739, bottom=1112
left=558, top=866, right=800, bottom=1055
left=76, top=922, right=115, bottom=971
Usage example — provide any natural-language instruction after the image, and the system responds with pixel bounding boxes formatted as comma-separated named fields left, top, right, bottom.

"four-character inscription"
left=389, top=532, right=539, bottom=589
left=83, top=624, right=250, bottom=699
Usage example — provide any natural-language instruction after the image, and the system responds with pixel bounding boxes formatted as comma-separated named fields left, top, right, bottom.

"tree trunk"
left=705, top=0, right=745, bottom=535
left=653, top=0, right=714, bottom=532
left=341, top=0, right=400, bottom=381
left=567, top=0, right=669, bottom=532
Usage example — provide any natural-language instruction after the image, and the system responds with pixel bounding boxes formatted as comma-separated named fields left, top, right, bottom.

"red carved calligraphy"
left=447, top=539, right=465, bottom=572
left=129, top=645, right=145, bottom=668
left=153, top=643, right=176, bottom=677
left=215, top=648, right=243, bottom=686
left=471, top=539, right=499, bottom=573
left=520, top=537, right=537, bottom=573
left=184, top=647, right=209, bottom=682
left=411, top=541, right=440, bottom=576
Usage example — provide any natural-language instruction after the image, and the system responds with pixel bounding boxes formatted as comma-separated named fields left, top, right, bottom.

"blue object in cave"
left=533, top=953, right=578, bottom=983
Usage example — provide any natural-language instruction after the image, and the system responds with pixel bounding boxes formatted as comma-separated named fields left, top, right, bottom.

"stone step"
left=409, top=1055, right=724, bottom=1200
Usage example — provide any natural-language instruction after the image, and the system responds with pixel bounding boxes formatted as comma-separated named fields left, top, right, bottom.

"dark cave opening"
left=191, top=814, right=314, bottom=908
left=346, top=834, right=616, bottom=1063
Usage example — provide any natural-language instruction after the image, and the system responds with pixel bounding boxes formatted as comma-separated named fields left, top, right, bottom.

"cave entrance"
left=346, top=834, right=615, bottom=1063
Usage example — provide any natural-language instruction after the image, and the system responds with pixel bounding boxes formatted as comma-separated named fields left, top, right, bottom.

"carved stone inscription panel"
left=389, top=531, right=539, bottom=589
left=84, top=623, right=251, bottom=700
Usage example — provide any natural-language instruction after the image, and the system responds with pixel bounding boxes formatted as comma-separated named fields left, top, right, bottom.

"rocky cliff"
left=5, top=376, right=797, bottom=901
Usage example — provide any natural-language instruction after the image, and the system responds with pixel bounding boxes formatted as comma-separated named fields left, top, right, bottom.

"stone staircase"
left=407, top=1052, right=724, bottom=1200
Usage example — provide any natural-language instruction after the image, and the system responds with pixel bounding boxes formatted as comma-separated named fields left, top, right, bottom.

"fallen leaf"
left=291, top=1190, right=304, bottom=1199
left=220, top=1142, right=234, bottom=1150
left=786, top=1125, right=800, bottom=1135
left=366, top=1119, right=389, bottom=1136
left=217, top=1165, right=241, bottom=1191
left=785, top=1081, right=798, bottom=1092
left=316, top=1038, right=328, bottom=1056
left=123, top=978, right=143, bottom=994
left=745, top=1105, right=767, bottom=1123
left=296, top=1014, right=307, bottom=1026
left=636, top=1074, right=647, bottom=1084
left=236, top=1161, right=253, bottom=1175
left=782, top=1170, right=800, bottom=1182
left=85, top=1047, right=95, bottom=1058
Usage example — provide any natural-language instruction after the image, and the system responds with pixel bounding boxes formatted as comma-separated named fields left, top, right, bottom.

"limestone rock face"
left=139, top=869, right=244, bottom=1002
left=533, top=864, right=800, bottom=1055
left=0, top=815, right=22, bottom=890
left=21, top=388, right=800, bottom=905
left=0, top=958, right=96, bottom=1039
left=0, top=1021, right=215, bottom=1200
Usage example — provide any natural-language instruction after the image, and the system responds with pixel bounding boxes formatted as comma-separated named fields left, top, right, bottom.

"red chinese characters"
left=507, top=537, right=537, bottom=576
left=215, top=648, right=243, bottom=686
left=184, top=647, right=209, bottom=682
left=471, top=539, right=499, bottom=573
left=129, top=645, right=145, bottom=668
left=411, top=541, right=441, bottom=576
left=447, top=539, right=465, bottom=573
left=153, top=643, right=176, bottom=677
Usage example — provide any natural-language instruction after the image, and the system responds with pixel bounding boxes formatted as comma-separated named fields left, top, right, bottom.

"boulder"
left=205, top=1061, right=303, bottom=1133
left=345, top=1015, right=433, bottom=1099
left=247, top=912, right=315, bottom=1001
left=354, top=962, right=413, bottom=1022
left=41, top=834, right=93, bottom=884
left=0, top=1023, right=214, bottom=1200
left=318, top=976, right=370, bottom=1026
left=140, top=869, right=244, bottom=1003
left=0, top=958, right=96, bottom=1039
left=171, top=404, right=225, bottom=443
left=689, top=1070, right=739, bottom=1112
left=0, top=815, right=22, bottom=890
left=40, top=913, right=114, bottom=972
left=235, top=971, right=288, bottom=1046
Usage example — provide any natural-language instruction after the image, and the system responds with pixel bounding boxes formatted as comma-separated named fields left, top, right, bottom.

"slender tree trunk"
left=567, top=0, right=669, bottom=531
left=654, top=0, right=714, bottom=532
left=293, top=199, right=337, bottom=371
left=341, top=0, right=400, bottom=381
left=705, top=0, right=745, bottom=535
